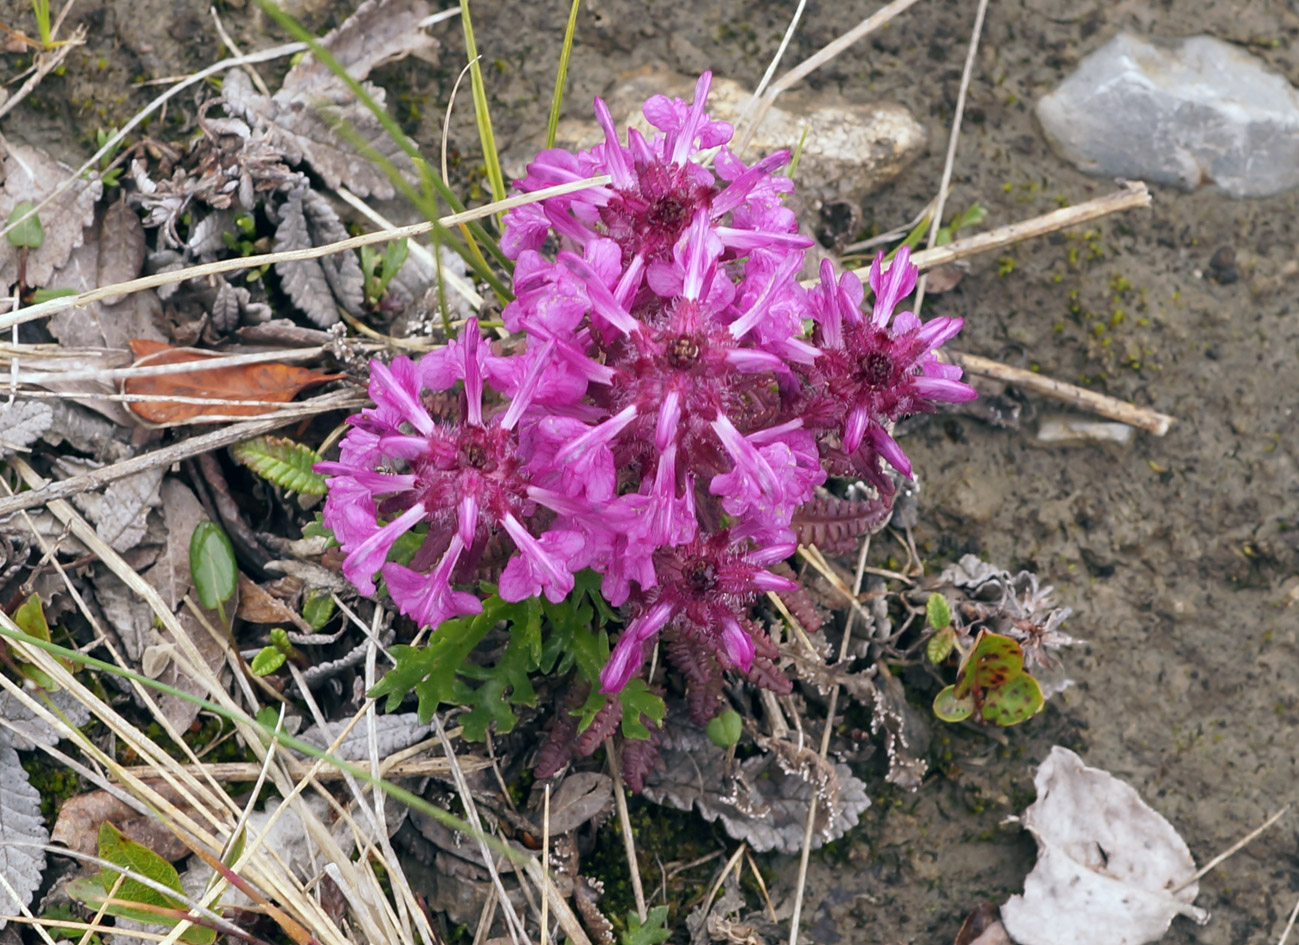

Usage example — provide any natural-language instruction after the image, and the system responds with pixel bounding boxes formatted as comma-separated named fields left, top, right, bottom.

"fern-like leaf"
left=231, top=436, right=327, bottom=495
left=791, top=494, right=892, bottom=553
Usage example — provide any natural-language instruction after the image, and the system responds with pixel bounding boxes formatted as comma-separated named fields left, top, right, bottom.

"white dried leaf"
left=186, top=209, right=236, bottom=258
left=0, top=400, right=53, bottom=459
left=298, top=712, right=431, bottom=761
left=211, top=279, right=243, bottom=334
left=1001, top=746, right=1209, bottom=945
left=0, top=739, right=46, bottom=927
left=0, top=141, right=102, bottom=289
left=273, top=186, right=363, bottom=326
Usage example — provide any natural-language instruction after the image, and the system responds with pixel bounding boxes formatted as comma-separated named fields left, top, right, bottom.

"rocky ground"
left=1, top=0, right=1297, bottom=942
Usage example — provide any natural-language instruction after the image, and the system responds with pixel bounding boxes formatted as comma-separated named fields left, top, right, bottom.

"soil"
left=7, top=0, right=1298, bottom=942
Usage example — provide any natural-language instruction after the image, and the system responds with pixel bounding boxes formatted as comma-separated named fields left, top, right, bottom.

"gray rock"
left=508, top=65, right=927, bottom=206
left=1037, top=33, right=1299, bottom=198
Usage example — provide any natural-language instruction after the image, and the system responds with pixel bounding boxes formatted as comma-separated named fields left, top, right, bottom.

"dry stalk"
left=606, top=738, right=648, bottom=921
left=788, top=535, right=871, bottom=945
left=734, top=0, right=924, bottom=154
left=0, top=174, right=610, bottom=335
left=946, top=350, right=1175, bottom=435
left=913, top=0, right=990, bottom=317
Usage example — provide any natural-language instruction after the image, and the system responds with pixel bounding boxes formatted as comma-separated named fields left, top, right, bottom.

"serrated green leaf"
left=705, top=709, right=742, bottom=747
left=189, top=522, right=237, bottom=610
left=622, top=905, right=671, bottom=945
left=7, top=201, right=44, bottom=248
left=230, top=436, right=326, bottom=495
left=925, top=592, right=952, bottom=630
left=70, top=823, right=216, bottom=944
left=302, top=591, right=335, bottom=630
left=458, top=596, right=542, bottom=740
left=250, top=646, right=286, bottom=676
left=926, top=626, right=956, bottom=665
left=302, top=513, right=338, bottom=547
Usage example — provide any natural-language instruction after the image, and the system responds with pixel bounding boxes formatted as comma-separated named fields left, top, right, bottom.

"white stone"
left=1037, top=33, right=1299, bottom=197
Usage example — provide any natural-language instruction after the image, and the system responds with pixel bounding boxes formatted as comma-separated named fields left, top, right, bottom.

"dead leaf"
left=0, top=140, right=102, bottom=289
left=97, top=199, right=146, bottom=302
left=69, top=466, right=163, bottom=553
left=644, top=719, right=870, bottom=854
left=235, top=572, right=311, bottom=631
left=1001, top=746, right=1209, bottom=945
left=51, top=788, right=193, bottom=862
left=535, top=771, right=613, bottom=835
left=221, top=0, right=437, bottom=199
left=0, top=399, right=52, bottom=459
left=122, top=339, right=341, bottom=423
left=272, top=185, right=364, bottom=327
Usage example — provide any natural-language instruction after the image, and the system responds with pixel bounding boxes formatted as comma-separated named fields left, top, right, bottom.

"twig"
left=209, top=5, right=271, bottom=97
left=116, top=754, right=491, bottom=784
left=901, top=181, right=1152, bottom=275
left=734, top=0, right=924, bottom=154
left=914, top=0, right=989, bottom=317
left=945, top=350, right=1174, bottom=435
left=541, top=783, right=551, bottom=945
left=1279, top=893, right=1299, bottom=945
left=699, top=844, right=747, bottom=926
left=789, top=535, right=872, bottom=945
left=0, top=398, right=358, bottom=520
left=1172, top=804, right=1290, bottom=894
left=0, top=173, right=611, bottom=335
left=606, top=738, right=647, bottom=921
left=744, top=847, right=778, bottom=922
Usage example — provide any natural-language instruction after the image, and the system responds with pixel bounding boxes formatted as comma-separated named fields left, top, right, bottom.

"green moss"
left=21, top=753, right=81, bottom=819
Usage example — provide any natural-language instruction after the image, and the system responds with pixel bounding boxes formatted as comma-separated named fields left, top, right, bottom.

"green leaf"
left=925, top=592, right=952, bottom=630
left=39, top=904, right=103, bottom=944
left=932, top=684, right=973, bottom=722
left=69, top=823, right=216, bottom=944
left=189, top=522, right=237, bottom=610
left=13, top=592, right=69, bottom=688
left=618, top=679, right=665, bottom=740
left=458, top=596, right=542, bottom=740
left=7, top=201, right=44, bottom=249
left=705, top=709, right=742, bottom=747
left=980, top=671, right=1044, bottom=726
left=250, top=646, right=287, bottom=676
left=622, top=905, right=671, bottom=945
left=301, top=512, right=338, bottom=547
left=926, top=626, right=956, bottom=665
left=30, top=288, right=79, bottom=303
left=302, top=591, right=336, bottom=630
left=230, top=436, right=326, bottom=495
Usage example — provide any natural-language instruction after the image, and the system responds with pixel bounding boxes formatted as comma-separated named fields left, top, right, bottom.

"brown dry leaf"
left=235, top=572, right=311, bottom=631
left=123, top=340, right=342, bottom=423
left=51, top=788, right=193, bottom=862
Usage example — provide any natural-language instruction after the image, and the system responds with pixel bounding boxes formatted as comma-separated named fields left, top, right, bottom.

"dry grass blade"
left=607, top=738, right=647, bottom=922
left=788, top=535, right=872, bottom=945
left=0, top=174, right=610, bottom=336
left=913, top=0, right=990, bottom=317
left=734, top=0, right=923, bottom=154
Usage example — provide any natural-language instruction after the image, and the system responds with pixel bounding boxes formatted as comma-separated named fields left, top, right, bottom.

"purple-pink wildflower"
left=320, top=71, right=975, bottom=723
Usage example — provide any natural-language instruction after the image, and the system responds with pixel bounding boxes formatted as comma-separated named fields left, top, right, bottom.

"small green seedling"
left=251, top=627, right=300, bottom=676
left=7, top=201, right=44, bottom=249
left=924, top=592, right=957, bottom=664
left=933, top=629, right=1044, bottom=726
left=189, top=521, right=237, bottom=629
left=360, top=237, right=409, bottom=307
left=705, top=708, right=743, bottom=748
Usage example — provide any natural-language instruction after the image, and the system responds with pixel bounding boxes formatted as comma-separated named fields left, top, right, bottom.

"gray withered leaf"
left=97, top=198, right=146, bottom=303
left=0, top=739, right=45, bottom=928
left=69, top=466, right=163, bottom=553
left=0, top=686, right=92, bottom=751
left=211, top=279, right=243, bottom=334
left=0, top=399, right=53, bottom=460
left=223, top=0, right=436, bottom=199
left=297, top=712, right=432, bottom=761
left=273, top=185, right=364, bottom=326
left=0, top=140, right=103, bottom=289
left=643, top=719, right=870, bottom=854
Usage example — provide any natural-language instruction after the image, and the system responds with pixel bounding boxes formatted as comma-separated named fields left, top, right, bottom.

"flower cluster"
left=319, top=73, right=975, bottom=719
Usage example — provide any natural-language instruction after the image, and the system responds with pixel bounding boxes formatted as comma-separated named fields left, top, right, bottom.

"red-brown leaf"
left=124, top=340, right=341, bottom=423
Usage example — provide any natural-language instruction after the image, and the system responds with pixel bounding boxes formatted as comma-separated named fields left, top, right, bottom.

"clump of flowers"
left=319, top=73, right=975, bottom=779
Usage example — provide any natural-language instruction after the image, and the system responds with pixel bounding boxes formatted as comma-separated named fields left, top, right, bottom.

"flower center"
left=682, top=556, right=718, bottom=593
left=666, top=334, right=701, bottom=369
left=646, top=193, right=689, bottom=232
left=458, top=431, right=493, bottom=471
left=860, top=350, right=894, bottom=389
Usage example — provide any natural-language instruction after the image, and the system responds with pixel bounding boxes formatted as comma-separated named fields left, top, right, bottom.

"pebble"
left=510, top=65, right=927, bottom=206
left=1036, top=33, right=1299, bottom=198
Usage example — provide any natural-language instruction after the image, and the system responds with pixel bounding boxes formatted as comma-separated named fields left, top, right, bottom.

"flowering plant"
left=324, top=73, right=975, bottom=782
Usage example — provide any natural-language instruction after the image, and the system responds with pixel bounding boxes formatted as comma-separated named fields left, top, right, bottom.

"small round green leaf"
left=926, top=592, right=952, bottom=630
left=980, top=672, right=1045, bottom=726
left=6, top=201, right=44, bottom=249
left=932, top=684, right=974, bottom=722
left=250, top=646, right=287, bottom=676
left=705, top=708, right=743, bottom=747
left=189, top=521, right=237, bottom=610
